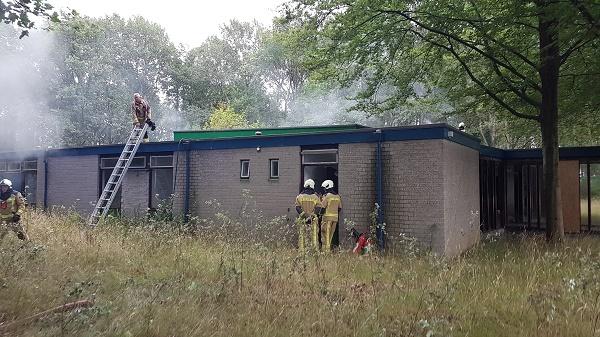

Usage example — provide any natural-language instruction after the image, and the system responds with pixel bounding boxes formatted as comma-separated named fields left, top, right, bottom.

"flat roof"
left=481, top=145, right=600, bottom=160
left=173, top=124, right=367, bottom=141
left=0, top=124, right=477, bottom=159
left=1, top=123, right=599, bottom=161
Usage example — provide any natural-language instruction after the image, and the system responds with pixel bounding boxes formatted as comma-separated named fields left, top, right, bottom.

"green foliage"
left=0, top=0, right=58, bottom=38
left=282, top=0, right=599, bottom=147
left=176, top=20, right=282, bottom=127
left=204, top=104, right=256, bottom=130
left=50, top=14, right=182, bottom=146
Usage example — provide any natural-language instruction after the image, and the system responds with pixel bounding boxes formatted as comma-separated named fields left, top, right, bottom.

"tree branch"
left=410, top=7, right=539, bottom=70
left=491, top=58, right=542, bottom=108
left=412, top=32, right=540, bottom=121
left=560, top=33, right=596, bottom=65
left=569, top=0, right=600, bottom=36
left=376, top=9, right=542, bottom=93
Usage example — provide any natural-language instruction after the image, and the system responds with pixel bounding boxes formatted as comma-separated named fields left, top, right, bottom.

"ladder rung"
left=88, top=124, right=144, bottom=226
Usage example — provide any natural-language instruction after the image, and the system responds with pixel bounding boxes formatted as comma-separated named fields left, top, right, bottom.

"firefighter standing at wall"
left=320, top=180, right=342, bottom=253
left=295, top=179, right=322, bottom=253
left=131, top=93, right=155, bottom=143
left=0, top=179, right=28, bottom=241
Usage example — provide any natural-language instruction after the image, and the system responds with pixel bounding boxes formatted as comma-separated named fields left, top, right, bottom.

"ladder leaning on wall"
left=87, top=123, right=149, bottom=227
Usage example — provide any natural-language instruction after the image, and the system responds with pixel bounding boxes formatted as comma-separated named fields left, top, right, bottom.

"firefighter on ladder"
left=320, top=180, right=342, bottom=253
left=131, top=93, right=155, bottom=143
left=295, top=179, right=322, bottom=253
left=0, top=179, right=28, bottom=241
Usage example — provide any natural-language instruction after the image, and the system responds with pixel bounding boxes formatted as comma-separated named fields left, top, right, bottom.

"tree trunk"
left=538, top=0, right=565, bottom=242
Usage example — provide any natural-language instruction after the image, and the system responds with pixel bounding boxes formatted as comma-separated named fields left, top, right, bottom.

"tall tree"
left=204, top=104, right=256, bottom=130
left=257, top=17, right=311, bottom=114
left=176, top=20, right=281, bottom=127
left=284, top=0, right=600, bottom=241
left=0, top=0, right=58, bottom=37
left=50, top=14, right=181, bottom=146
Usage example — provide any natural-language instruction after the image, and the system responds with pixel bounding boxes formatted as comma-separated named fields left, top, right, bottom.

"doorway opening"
left=301, top=147, right=340, bottom=247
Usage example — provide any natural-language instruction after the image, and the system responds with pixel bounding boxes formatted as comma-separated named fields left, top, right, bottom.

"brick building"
left=1, top=124, right=598, bottom=256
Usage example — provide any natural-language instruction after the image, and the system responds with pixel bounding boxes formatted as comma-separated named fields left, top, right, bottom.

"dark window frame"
left=240, top=159, right=250, bottom=179
left=100, top=156, right=146, bottom=169
left=269, top=158, right=279, bottom=179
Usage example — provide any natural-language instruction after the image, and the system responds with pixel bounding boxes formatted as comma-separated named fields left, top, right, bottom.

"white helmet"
left=303, top=179, right=315, bottom=189
left=322, top=180, right=334, bottom=189
left=458, top=122, right=465, bottom=131
left=0, top=179, right=12, bottom=187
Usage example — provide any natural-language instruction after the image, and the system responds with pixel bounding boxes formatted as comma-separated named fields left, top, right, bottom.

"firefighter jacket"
left=0, top=190, right=25, bottom=221
left=321, top=192, right=342, bottom=221
left=132, top=99, right=151, bottom=123
left=295, top=191, right=322, bottom=216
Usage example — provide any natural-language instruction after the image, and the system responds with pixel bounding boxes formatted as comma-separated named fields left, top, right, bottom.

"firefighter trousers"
left=321, top=219, right=338, bottom=253
left=296, top=214, right=319, bottom=253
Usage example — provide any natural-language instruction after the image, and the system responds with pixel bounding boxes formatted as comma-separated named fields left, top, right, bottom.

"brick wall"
left=121, top=170, right=149, bottom=217
left=172, top=140, right=480, bottom=255
left=442, top=140, right=480, bottom=256
left=173, top=147, right=301, bottom=223
left=382, top=140, right=444, bottom=251
left=46, top=155, right=99, bottom=215
left=338, top=143, right=376, bottom=248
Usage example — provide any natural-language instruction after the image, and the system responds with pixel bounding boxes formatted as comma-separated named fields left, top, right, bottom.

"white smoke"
left=282, top=84, right=384, bottom=127
left=0, top=26, right=61, bottom=151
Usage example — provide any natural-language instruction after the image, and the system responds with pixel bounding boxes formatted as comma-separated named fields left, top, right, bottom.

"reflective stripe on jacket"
left=321, top=193, right=342, bottom=221
left=0, top=191, right=25, bottom=220
left=295, top=193, right=321, bottom=215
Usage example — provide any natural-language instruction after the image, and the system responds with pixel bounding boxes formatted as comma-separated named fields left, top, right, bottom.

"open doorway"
left=301, top=147, right=340, bottom=247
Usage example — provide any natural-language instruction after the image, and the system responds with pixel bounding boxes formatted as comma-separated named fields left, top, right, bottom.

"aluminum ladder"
left=88, top=123, right=148, bottom=227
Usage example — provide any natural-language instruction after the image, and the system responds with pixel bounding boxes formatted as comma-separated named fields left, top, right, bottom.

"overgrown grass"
left=1, top=211, right=599, bottom=337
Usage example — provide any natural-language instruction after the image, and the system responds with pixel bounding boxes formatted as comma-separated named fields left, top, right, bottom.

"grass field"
left=1, top=211, right=599, bottom=337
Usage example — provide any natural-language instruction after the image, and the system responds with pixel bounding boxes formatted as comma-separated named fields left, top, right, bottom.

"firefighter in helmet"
left=320, top=180, right=342, bottom=253
left=0, top=179, right=28, bottom=241
left=131, top=93, right=155, bottom=143
left=295, top=179, right=322, bottom=253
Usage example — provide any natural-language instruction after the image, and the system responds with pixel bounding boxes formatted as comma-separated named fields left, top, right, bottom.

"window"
left=151, top=168, right=173, bottom=208
left=23, top=171, right=37, bottom=206
left=240, top=160, right=250, bottom=179
left=269, top=159, right=279, bottom=179
left=22, top=160, right=37, bottom=171
left=581, top=162, right=600, bottom=232
left=0, top=161, right=6, bottom=171
left=7, top=161, right=21, bottom=172
left=302, top=149, right=338, bottom=165
left=581, top=163, right=589, bottom=229
left=150, top=155, right=173, bottom=168
left=100, top=156, right=146, bottom=169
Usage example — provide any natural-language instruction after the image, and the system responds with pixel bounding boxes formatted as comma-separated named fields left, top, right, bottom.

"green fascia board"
left=173, top=124, right=366, bottom=141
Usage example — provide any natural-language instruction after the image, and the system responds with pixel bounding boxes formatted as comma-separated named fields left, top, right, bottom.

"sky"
left=48, top=0, right=286, bottom=48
